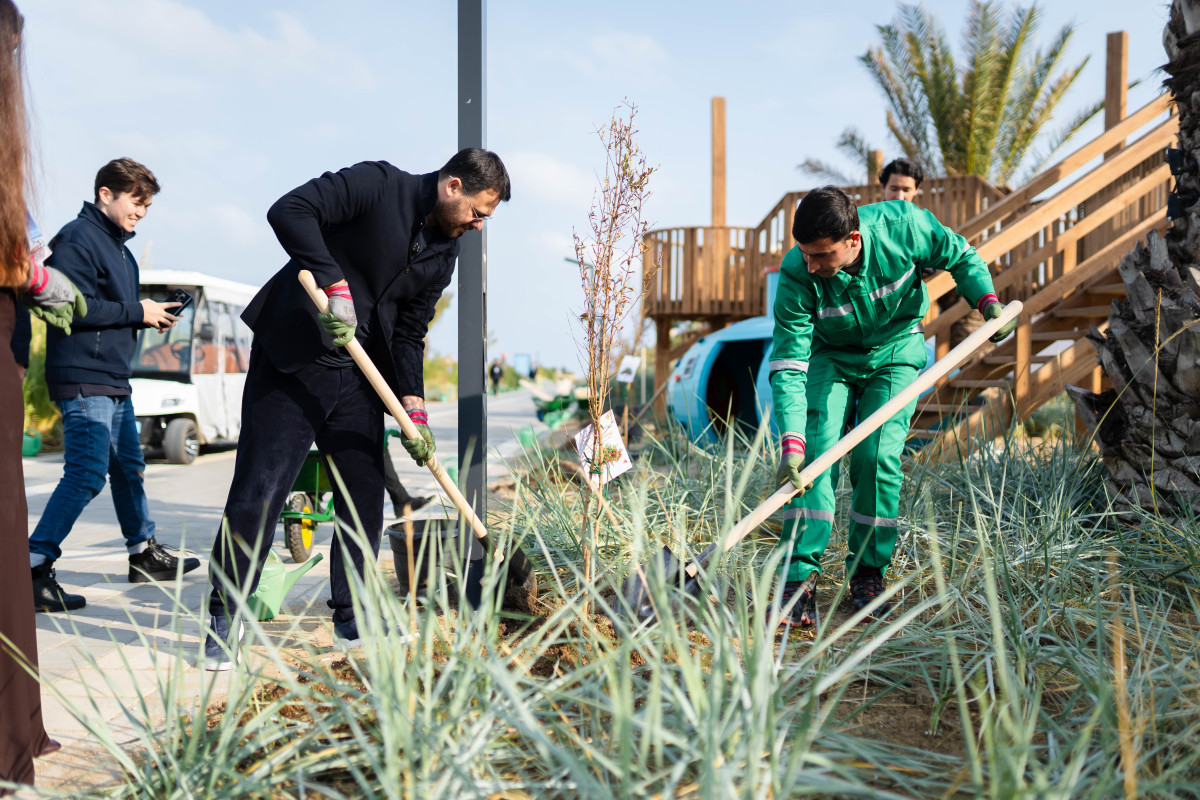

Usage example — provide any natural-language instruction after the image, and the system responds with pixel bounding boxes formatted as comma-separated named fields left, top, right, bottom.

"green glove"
left=402, top=409, right=435, bottom=466
left=319, top=283, right=356, bottom=347
left=776, top=435, right=809, bottom=493
left=983, top=301, right=1018, bottom=343
left=26, top=273, right=87, bottom=336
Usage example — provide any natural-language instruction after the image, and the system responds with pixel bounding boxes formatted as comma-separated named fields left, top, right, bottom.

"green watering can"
left=248, top=549, right=324, bottom=621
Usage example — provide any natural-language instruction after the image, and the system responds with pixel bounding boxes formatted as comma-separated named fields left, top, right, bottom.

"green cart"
left=278, top=448, right=334, bottom=563
left=278, top=429, right=411, bottom=563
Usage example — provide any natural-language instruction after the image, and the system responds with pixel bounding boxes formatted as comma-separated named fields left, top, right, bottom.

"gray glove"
left=23, top=264, right=87, bottom=335
left=776, top=434, right=809, bottom=493
left=319, top=283, right=357, bottom=347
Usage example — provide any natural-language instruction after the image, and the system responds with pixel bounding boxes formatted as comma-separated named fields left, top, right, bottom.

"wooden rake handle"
left=687, top=300, right=1024, bottom=575
left=297, top=270, right=491, bottom=544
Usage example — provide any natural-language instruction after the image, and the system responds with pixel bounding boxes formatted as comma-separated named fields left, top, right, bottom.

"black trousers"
left=209, top=345, right=384, bottom=620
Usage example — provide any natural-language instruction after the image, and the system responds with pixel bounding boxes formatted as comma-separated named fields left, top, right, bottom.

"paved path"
left=18, top=390, right=546, bottom=792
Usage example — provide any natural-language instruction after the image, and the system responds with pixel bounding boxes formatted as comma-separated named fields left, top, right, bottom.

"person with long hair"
left=0, top=0, right=86, bottom=791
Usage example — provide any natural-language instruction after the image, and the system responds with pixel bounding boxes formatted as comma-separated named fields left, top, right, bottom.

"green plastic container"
left=21, top=430, right=41, bottom=457
left=248, top=550, right=324, bottom=620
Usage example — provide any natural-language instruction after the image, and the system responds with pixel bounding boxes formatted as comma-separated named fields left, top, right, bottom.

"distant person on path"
left=489, top=359, right=503, bottom=395
left=769, top=187, right=1016, bottom=627
left=28, top=158, right=200, bottom=614
left=0, top=0, right=90, bottom=788
left=204, top=149, right=510, bottom=670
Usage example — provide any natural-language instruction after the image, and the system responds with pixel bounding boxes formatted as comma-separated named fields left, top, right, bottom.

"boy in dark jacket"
left=28, top=158, right=200, bottom=613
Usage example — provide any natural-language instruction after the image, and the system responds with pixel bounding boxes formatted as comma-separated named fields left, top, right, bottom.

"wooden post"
left=1104, top=31, right=1128, bottom=160
left=869, top=149, right=884, bottom=189
left=712, top=97, right=726, bottom=228
left=1013, top=316, right=1032, bottom=420
left=653, top=318, right=671, bottom=417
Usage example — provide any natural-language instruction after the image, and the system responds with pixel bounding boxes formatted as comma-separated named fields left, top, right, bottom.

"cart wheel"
left=285, top=492, right=316, bottom=562
left=163, top=418, right=199, bottom=464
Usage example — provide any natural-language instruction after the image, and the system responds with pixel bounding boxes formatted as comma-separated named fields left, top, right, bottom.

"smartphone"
left=165, top=288, right=194, bottom=315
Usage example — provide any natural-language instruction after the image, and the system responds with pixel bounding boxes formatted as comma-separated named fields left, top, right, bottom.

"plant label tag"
left=615, top=355, right=641, bottom=383
left=574, top=410, right=632, bottom=488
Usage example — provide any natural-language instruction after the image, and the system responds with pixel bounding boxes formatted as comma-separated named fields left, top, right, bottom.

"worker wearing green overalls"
left=769, top=187, right=1016, bottom=626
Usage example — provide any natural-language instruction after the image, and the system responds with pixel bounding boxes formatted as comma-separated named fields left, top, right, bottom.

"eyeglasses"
left=467, top=201, right=490, bottom=223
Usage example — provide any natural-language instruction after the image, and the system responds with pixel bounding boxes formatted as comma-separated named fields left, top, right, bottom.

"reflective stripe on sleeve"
left=768, top=359, right=809, bottom=372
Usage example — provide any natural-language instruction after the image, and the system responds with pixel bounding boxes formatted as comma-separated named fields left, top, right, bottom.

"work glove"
left=22, top=261, right=87, bottom=336
left=982, top=299, right=1018, bottom=343
left=402, top=409, right=436, bottom=466
left=776, top=434, right=809, bottom=493
left=319, top=283, right=356, bottom=347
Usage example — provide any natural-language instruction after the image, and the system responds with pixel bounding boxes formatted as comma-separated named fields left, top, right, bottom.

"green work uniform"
left=769, top=201, right=998, bottom=582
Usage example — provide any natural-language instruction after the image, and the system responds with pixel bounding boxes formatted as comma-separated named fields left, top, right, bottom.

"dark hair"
left=878, top=157, right=924, bottom=189
left=94, top=157, right=160, bottom=203
left=0, top=0, right=28, bottom=287
left=439, top=147, right=511, bottom=202
left=792, top=186, right=859, bottom=244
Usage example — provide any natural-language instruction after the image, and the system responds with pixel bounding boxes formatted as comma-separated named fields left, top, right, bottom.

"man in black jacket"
left=28, top=158, right=200, bottom=613
left=203, top=148, right=510, bottom=670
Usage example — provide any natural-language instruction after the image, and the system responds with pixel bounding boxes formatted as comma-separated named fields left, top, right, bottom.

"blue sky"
left=22, top=1, right=1170, bottom=373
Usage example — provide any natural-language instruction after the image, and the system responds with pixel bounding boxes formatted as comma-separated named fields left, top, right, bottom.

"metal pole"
left=457, top=0, right=487, bottom=520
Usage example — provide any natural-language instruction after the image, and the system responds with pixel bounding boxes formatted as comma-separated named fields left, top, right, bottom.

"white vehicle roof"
left=139, top=269, right=259, bottom=306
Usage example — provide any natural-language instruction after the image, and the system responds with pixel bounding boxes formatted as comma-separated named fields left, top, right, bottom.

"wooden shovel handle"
left=297, top=270, right=491, bottom=543
left=696, top=300, right=1024, bottom=570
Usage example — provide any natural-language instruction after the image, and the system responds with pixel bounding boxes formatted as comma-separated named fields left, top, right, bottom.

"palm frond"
left=1014, top=94, right=1103, bottom=184
left=961, top=0, right=1008, bottom=177
left=796, top=158, right=857, bottom=186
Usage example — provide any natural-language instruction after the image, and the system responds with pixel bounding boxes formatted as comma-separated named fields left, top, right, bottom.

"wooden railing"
left=642, top=226, right=756, bottom=319
left=643, top=175, right=1005, bottom=321
left=922, top=95, right=1177, bottom=361
left=915, top=94, right=1177, bottom=455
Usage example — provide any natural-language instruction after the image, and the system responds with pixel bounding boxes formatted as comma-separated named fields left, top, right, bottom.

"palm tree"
left=857, top=1, right=1098, bottom=187
left=1072, top=0, right=1200, bottom=520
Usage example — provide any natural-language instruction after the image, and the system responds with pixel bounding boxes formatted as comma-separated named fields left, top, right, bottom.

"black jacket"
left=44, top=203, right=144, bottom=388
left=243, top=161, right=458, bottom=398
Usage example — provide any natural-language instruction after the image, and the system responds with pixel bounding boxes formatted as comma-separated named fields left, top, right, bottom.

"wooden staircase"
left=914, top=94, right=1175, bottom=455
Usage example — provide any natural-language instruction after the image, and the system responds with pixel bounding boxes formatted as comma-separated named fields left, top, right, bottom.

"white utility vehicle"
left=131, top=270, right=258, bottom=464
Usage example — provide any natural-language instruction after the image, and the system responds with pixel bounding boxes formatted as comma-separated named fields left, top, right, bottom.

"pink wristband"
left=976, top=293, right=999, bottom=313
left=25, top=261, right=49, bottom=294
left=782, top=436, right=805, bottom=456
left=324, top=284, right=352, bottom=301
left=408, top=410, right=428, bottom=426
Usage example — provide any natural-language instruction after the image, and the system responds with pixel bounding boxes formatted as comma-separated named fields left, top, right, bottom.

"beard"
left=428, top=198, right=468, bottom=239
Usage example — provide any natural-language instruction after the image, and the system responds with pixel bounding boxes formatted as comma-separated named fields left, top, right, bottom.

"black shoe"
left=849, top=566, right=891, bottom=621
left=392, top=495, right=433, bottom=517
left=128, top=537, right=201, bottom=583
left=779, top=572, right=819, bottom=627
left=32, top=562, right=86, bottom=613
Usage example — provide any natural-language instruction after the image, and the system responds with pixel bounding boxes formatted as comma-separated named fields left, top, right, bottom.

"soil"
left=198, top=434, right=977, bottom=789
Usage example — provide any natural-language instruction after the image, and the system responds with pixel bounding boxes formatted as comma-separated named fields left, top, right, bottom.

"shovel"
left=298, top=271, right=537, bottom=612
left=619, top=300, right=1023, bottom=624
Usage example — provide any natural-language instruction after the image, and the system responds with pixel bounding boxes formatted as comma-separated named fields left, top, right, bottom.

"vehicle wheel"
left=285, top=492, right=316, bottom=563
left=163, top=418, right=199, bottom=465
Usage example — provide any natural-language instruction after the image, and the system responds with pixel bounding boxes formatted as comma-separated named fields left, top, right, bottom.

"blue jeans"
left=28, top=394, right=155, bottom=562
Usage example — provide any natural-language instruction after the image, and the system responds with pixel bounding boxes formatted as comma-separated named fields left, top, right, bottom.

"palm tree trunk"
left=1072, top=0, right=1200, bottom=519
